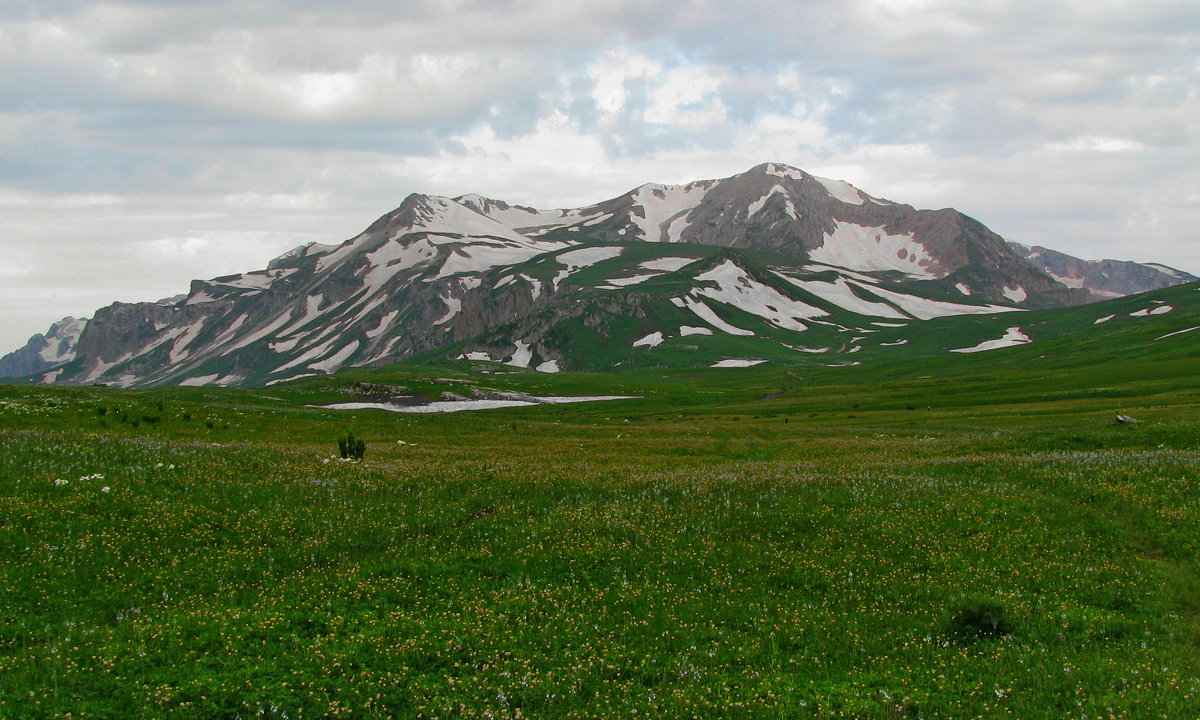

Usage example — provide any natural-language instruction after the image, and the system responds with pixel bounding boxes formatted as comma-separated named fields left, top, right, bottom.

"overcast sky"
left=1, top=0, right=1197, bottom=350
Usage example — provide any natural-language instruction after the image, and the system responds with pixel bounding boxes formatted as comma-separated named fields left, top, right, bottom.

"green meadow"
left=2, top=299, right=1199, bottom=718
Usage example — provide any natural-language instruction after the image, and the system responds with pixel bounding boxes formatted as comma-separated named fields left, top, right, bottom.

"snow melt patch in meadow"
left=320, top=395, right=636, bottom=414
left=1094, top=314, right=1116, bottom=324
left=459, top=351, right=492, bottom=361
left=536, top=360, right=561, bottom=373
left=1131, top=305, right=1173, bottom=317
left=680, top=325, right=713, bottom=336
left=775, top=273, right=907, bottom=319
left=641, top=257, right=700, bottom=272
left=810, top=222, right=939, bottom=279
left=633, top=332, right=665, bottom=348
left=950, top=327, right=1031, bottom=353
left=604, top=273, right=660, bottom=287
left=955, top=283, right=971, bottom=296
left=694, top=261, right=826, bottom=331
left=1156, top=326, right=1200, bottom=340
left=711, top=359, right=767, bottom=368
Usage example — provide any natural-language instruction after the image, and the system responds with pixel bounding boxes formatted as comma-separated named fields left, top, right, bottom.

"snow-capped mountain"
left=4, top=163, right=1193, bottom=387
left=0, top=316, right=88, bottom=380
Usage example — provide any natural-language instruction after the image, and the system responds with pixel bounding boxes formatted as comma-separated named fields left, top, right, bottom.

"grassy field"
left=2, top=324, right=1200, bottom=717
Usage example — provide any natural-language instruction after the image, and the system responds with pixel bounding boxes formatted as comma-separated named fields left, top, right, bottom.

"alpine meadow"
left=3, top=273, right=1200, bottom=718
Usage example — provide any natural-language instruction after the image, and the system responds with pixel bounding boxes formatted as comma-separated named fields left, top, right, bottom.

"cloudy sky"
left=1, top=0, right=1197, bottom=350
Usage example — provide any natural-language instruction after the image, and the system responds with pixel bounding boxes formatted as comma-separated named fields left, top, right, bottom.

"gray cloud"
left=0, top=0, right=1198, bottom=349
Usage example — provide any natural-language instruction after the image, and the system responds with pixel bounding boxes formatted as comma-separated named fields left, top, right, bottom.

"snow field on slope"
left=810, top=222, right=939, bottom=279
left=849, top=282, right=1022, bottom=320
left=434, top=295, right=462, bottom=326
left=674, top=297, right=755, bottom=336
left=434, top=243, right=555, bottom=280
left=694, top=261, right=826, bottom=331
left=630, top=182, right=713, bottom=242
left=553, top=246, right=625, bottom=289
left=812, top=176, right=865, bottom=205
left=746, top=185, right=798, bottom=219
left=774, top=273, right=908, bottom=319
left=308, top=340, right=360, bottom=373
left=363, top=238, right=438, bottom=291
left=711, top=359, right=768, bottom=368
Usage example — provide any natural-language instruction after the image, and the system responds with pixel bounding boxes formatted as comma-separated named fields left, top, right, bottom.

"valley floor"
left=1, top=361, right=1199, bottom=718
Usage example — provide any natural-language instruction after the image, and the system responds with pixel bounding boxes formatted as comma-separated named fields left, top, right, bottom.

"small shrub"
left=946, top=597, right=1015, bottom=641
left=338, top=431, right=366, bottom=461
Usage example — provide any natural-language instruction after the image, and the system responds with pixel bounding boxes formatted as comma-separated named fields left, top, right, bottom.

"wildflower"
left=101, top=486, right=111, bottom=493
left=54, top=478, right=68, bottom=486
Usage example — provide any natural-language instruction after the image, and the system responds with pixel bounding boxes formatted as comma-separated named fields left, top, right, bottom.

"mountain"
left=0, top=316, right=88, bottom=380
left=1007, top=242, right=1197, bottom=299
left=3, top=163, right=1194, bottom=388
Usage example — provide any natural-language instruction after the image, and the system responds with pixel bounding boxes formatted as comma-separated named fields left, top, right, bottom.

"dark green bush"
left=338, top=431, right=366, bottom=461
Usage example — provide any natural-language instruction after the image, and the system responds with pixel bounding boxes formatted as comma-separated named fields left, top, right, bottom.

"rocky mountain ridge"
left=2, top=163, right=1194, bottom=386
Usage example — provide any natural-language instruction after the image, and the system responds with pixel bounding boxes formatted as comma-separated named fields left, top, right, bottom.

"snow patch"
left=308, top=340, right=360, bottom=373
left=848, top=282, right=1022, bottom=320
left=955, top=283, right=971, bottom=296
left=810, top=222, right=940, bottom=279
left=640, top=257, right=700, bottom=272
left=434, top=295, right=462, bottom=326
left=1156, top=326, right=1200, bottom=340
left=321, top=395, right=635, bottom=414
left=695, top=261, right=826, bottom=331
left=711, top=359, right=767, bottom=368
left=604, top=273, right=660, bottom=287
left=506, top=340, right=533, bottom=368
left=633, top=331, right=665, bottom=348
left=775, top=273, right=907, bottom=319
left=629, top=181, right=713, bottom=242
left=366, top=310, right=399, bottom=339
left=459, top=351, right=492, bottom=361
left=1130, top=305, right=1173, bottom=317
left=681, top=297, right=755, bottom=336
left=812, top=176, right=864, bottom=205
left=679, top=325, right=713, bottom=336
left=1093, top=314, right=1116, bottom=324
left=950, top=327, right=1032, bottom=353
left=1002, top=285, right=1028, bottom=303
left=536, top=359, right=561, bottom=373
left=746, top=185, right=797, bottom=219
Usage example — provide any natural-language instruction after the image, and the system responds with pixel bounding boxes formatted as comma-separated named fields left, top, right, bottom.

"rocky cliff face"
left=11, top=163, right=1194, bottom=387
left=0, top=317, right=88, bottom=380
left=1008, top=243, right=1198, bottom=299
